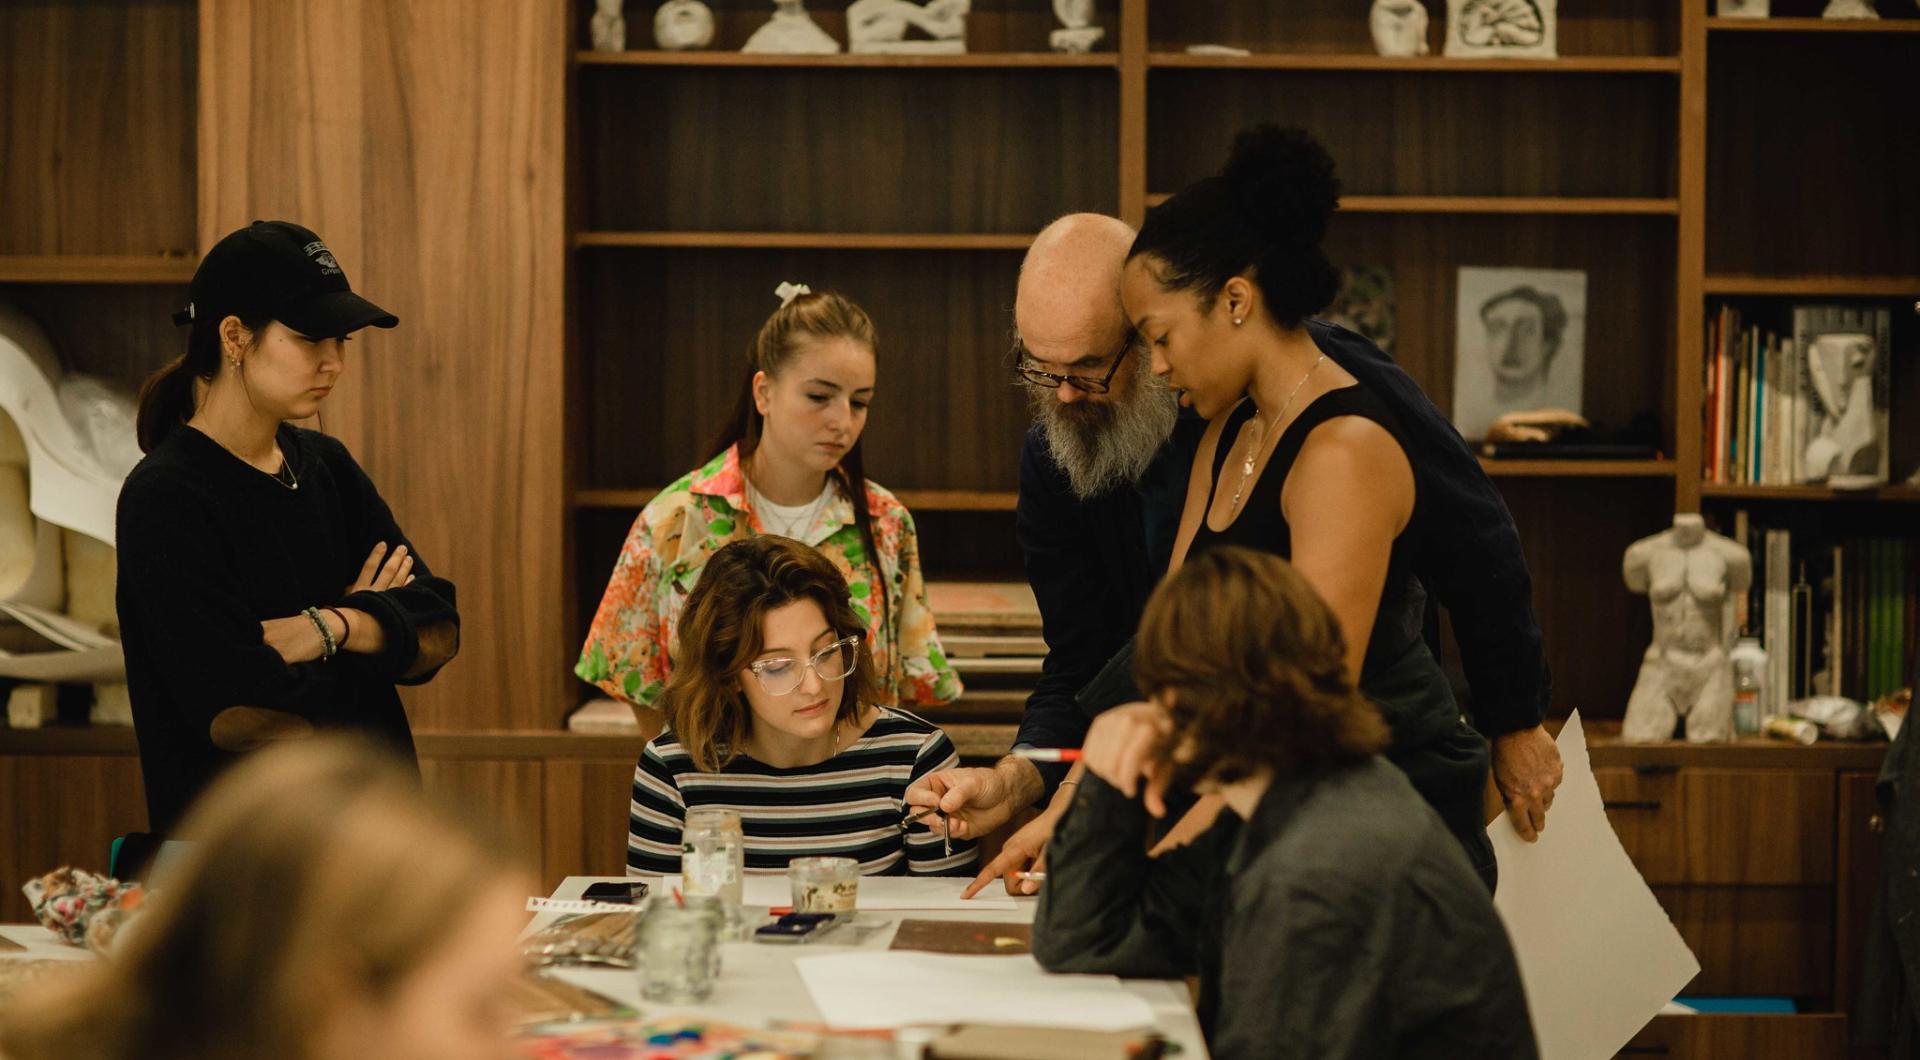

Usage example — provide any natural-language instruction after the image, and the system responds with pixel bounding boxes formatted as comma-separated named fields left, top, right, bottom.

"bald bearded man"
left=907, top=215, right=1203, bottom=894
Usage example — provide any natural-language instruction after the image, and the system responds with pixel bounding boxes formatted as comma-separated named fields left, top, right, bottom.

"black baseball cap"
left=172, top=220, right=398, bottom=337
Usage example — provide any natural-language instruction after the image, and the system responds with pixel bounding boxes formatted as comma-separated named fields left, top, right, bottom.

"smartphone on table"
left=753, top=912, right=837, bottom=943
left=581, top=880, right=651, bottom=905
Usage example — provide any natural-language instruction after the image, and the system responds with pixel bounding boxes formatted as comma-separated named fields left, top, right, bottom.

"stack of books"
left=1703, top=304, right=1893, bottom=486
left=1730, top=511, right=1915, bottom=712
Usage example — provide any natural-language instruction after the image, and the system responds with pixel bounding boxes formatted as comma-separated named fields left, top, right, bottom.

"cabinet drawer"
left=1654, top=886, right=1832, bottom=997
left=1597, top=767, right=1834, bottom=885
left=1618, top=1013, right=1846, bottom=1059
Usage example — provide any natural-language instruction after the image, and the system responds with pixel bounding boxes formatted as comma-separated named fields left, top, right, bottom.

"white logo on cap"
left=303, top=240, right=342, bottom=276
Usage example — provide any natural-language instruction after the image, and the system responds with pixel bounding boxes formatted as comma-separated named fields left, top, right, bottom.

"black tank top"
left=1189, top=385, right=1461, bottom=752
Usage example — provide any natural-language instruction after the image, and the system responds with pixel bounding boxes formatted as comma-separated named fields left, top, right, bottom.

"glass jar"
left=637, top=903, right=719, bottom=1003
left=789, top=856, right=859, bottom=915
left=682, top=807, right=745, bottom=911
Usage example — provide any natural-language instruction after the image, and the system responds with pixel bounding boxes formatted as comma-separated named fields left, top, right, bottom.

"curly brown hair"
left=1135, top=545, right=1389, bottom=784
left=662, top=536, right=880, bottom=772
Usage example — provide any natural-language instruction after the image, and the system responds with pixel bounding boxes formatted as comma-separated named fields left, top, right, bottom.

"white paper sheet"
left=1489, top=711, right=1701, bottom=1060
left=658, top=874, right=1017, bottom=911
left=796, top=952, right=1157, bottom=1031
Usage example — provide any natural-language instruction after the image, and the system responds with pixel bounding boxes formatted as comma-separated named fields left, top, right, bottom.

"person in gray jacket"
left=1033, top=545, right=1537, bottom=1060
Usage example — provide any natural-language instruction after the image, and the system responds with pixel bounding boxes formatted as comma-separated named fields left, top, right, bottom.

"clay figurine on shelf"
left=847, top=0, right=970, bottom=54
left=1050, top=0, right=1104, bottom=53
left=1822, top=0, right=1878, bottom=17
left=590, top=0, right=626, bottom=51
left=743, top=0, right=842, bottom=53
left=654, top=0, right=716, bottom=50
left=1369, top=0, right=1430, bottom=57
left=1621, top=514, right=1752, bottom=744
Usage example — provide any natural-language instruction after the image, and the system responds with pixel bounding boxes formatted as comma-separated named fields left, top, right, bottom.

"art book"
left=1793, top=305, right=1892, bottom=486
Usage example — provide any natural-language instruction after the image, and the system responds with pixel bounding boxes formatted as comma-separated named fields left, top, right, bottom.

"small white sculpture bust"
left=590, top=0, right=627, bottom=51
left=1050, top=0, right=1105, bottom=53
left=744, top=0, right=842, bottom=53
left=1822, top=0, right=1879, bottom=17
left=1716, top=0, right=1770, bottom=17
left=1621, top=514, right=1753, bottom=744
left=1804, top=331, right=1885, bottom=485
left=1370, top=0, right=1430, bottom=57
left=654, top=0, right=716, bottom=50
left=847, top=0, right=970, bottom=54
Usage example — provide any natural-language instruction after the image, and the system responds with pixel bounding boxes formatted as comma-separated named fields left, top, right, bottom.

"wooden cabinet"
left=1598, top=767, right=1835, bottom=886
left=1621, top=1014, right=1848, bottom=1059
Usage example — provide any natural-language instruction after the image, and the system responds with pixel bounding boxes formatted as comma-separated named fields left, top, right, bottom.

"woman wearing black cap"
left=116, top=220, right=460, bottom=839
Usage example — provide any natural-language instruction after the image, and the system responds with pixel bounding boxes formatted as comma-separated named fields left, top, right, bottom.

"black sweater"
left=115, top=425, right=458, bottom=833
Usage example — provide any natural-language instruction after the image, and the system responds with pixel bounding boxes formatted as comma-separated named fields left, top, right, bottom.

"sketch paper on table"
left=796, top=951, right=1155, bottom=1031
left=1489, top=712, right=1701, bottom=1059
left=659, top=874, right=1016, bottom=910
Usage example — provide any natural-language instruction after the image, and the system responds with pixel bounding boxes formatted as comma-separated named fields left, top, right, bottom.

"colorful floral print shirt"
left=575, top=445, right=962, bottom=710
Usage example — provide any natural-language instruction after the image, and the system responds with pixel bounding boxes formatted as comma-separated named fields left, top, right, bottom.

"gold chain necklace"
left=1229, top=353, right=1327, bottom=512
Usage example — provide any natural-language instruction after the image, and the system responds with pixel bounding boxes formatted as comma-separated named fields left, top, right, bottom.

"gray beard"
left=1033, top=359, right=1179, bottom=501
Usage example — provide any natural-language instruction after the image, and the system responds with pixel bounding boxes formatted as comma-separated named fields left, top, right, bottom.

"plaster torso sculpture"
left=1822, top=0, right=1879, bottom=17
left=743, top=0, right=843, bottom=53
left=1050, top=0, right=1104, bottom=53
left=1804, top=331, right=1886, bottom=484
left=1370, top=0, right=1431, bottom=57
left=654, top=0, right=716, bottom=50
left=847, top=0, right=969, bottom=53
left=590, top=0, right=627, bottom=51
left=1622, top=514, right=1753, bottom=743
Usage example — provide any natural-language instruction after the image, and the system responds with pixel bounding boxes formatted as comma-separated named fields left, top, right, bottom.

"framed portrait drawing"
left=1445, top=0, right=1557, bottom=59
left=1451, top=266, right=1587, bottom=441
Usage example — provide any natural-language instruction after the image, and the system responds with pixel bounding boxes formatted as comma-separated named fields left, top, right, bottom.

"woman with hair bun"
left=1124, top=125, right=1562, bottom=887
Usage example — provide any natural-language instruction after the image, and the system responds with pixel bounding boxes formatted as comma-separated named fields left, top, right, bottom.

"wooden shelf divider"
left=1703, top=274, right=1920, bottom=297
left=575, top=231, right=1033, bottom=251
left=1142, top=193, right=1679, bottom=215
left=574, top=50, right=1119, bottom=69
left=1479, top=459, right=1677, bottom=479
left=0, top=255, right=195, bottom=284
left=1700, top=483, right=1920, bottom=503
left=1706, top=17, right=1920, bottom=33
left=1147, top=52, right=1681, bottom=73
left=577, top=488, right=1018, bottom=512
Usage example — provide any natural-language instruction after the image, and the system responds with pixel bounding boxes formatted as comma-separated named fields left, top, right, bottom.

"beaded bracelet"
left=302, top=606, right=337, bottom=660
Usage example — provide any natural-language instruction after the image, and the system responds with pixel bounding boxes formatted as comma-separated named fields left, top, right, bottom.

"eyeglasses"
left=746, top=635, right=862, bottom=696
left=1011, top=330, right=1137, bottom=395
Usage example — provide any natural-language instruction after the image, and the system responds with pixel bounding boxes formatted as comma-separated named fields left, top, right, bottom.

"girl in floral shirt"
left=576, top=285, right=962, bottom=717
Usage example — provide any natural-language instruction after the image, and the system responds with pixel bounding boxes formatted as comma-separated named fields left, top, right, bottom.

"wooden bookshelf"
left=1707, top=16, right=1920, bottom=33
left=1701, top=483, right=1920, bottom=503
left=1146, top=52, right=1682, bottom=73
left=1145, top=194, right=1682, bottom=215
left=1703, top=274, right=1920, bottom=297
left=0, top=255, right=195, bottom=284
left=575, top=231, right=1034, bottom=250
left=575, top=50, right=1119, bottom=68
left=1479, top=459, right=1677, bottom=479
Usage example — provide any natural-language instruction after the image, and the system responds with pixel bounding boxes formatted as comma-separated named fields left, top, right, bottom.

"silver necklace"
left=747, top=476, right=830, bottom=540
left=1229, top=353, right=1326, bottom=512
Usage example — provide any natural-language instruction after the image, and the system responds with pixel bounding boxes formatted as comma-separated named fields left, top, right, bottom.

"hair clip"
left=775, top=281, right=812, bottom=307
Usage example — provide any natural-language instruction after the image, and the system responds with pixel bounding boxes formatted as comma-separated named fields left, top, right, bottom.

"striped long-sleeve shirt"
left=627, top=707, right=978, bottom=877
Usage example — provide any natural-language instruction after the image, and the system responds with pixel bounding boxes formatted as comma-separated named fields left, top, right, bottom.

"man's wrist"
left=995, top=755, right=1045, bottom=807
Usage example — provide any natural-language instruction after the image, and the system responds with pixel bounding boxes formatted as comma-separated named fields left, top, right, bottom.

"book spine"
left=1764, top=528, right=1791, bottom=718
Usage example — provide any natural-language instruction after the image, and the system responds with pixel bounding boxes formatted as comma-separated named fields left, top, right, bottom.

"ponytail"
left=136, top=312, right=270, bottom=453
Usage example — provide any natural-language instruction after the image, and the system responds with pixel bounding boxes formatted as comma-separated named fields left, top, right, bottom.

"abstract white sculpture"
left=1621, top=514, right=1752, bottom=744
left=1804, top=330, right=1885, bottom=485
left=847, top=0, right=969, bottom=53
left=590, top=0, right=627, bottom=51
left=743, top=0, right=842, bottom=53
left=1369, top=0, right=1430, bottom=57
left=654, top=0, right=716, bottom=50
left=1822, top=0, right=1879, bottom=17
left=1445, top=0, right=1557, bottom=60
left=0, top=302, right=138, bottom=696
left=1050, top=0, right=1104, bottom=53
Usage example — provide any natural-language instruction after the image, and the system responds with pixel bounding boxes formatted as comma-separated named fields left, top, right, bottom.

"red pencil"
left=1012, top=748, right=1081, bottom=762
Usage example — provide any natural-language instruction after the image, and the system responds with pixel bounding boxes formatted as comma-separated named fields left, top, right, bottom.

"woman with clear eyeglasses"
left=626, top=536, right=978, bottom=877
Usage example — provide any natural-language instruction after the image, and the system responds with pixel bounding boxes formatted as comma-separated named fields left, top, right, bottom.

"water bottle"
left=1729, top=637, right=1768, bottom=736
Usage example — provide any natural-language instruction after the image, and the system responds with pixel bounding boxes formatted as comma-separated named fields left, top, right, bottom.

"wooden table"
left=533, top=876, right=1210, bottom=1057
